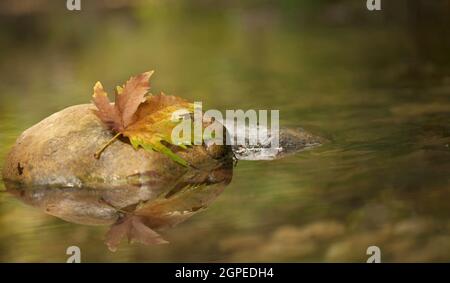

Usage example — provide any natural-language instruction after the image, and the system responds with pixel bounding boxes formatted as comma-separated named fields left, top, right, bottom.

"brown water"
left=0, top=1, right=450, bottom=262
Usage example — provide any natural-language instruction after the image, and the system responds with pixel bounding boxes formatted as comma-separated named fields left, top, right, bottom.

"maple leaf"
left=105, top=215, right=168, bottom=252
left=92, top=71, right=194, bottom=166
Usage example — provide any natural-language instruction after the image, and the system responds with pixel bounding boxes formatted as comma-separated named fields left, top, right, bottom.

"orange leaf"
left=91, top=71, right=194, bottom=166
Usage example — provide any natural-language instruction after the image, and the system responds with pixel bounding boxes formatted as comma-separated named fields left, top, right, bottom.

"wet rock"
left=229, top=120, right=324, bottom=161
left=2, top=104, right=232, bottom=191
left=2, top=104, right=233, bottom=250
left=1, top=103, right=323, bottom=250
left=2, top=104, right=323, bottom=189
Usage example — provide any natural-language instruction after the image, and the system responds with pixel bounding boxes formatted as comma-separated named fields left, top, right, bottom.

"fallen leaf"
left=105, top=215, right=168, bottom=252
left=92, top=71, right=194, bottom=166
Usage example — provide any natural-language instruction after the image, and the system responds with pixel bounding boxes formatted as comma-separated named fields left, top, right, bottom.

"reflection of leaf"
left=105, top=215, right=168, bottom=252
left=92, top=71, right=194, bottom=166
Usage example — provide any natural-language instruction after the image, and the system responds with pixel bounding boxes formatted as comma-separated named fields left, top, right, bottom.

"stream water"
left=0, top=1, right=449, bottom=262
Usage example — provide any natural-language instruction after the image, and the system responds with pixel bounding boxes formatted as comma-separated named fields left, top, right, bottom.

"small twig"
left=94, top=133, right=121, bottom=159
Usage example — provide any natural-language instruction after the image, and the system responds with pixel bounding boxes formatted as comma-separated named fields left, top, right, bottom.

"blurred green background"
left=0, top=0, right=450, bottom=262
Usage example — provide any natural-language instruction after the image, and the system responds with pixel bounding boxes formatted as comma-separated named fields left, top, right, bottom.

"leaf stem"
left=94, top=132, right=122, bottom=159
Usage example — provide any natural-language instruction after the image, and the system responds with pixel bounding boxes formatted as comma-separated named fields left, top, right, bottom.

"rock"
left=1, top=103, right=323, bottom=251
left=2, top=104, right=233, bottom=251
left=2, top=104, right=232, bottom=190
left=229, top=119, right=324, bottom=161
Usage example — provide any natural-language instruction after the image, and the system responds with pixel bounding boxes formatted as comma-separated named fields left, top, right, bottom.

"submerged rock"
left=1, top=103, right=323, bottom=251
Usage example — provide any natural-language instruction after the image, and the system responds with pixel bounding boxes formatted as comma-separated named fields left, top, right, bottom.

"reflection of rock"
left=2, top=104, right=233, bottom=251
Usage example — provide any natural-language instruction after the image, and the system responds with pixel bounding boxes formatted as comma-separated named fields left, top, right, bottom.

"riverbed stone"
left=2, top=104, right=233, bottom=227
left=1, top=103, right=323, bottom=247
left=2, top=104, right=232, bottom=189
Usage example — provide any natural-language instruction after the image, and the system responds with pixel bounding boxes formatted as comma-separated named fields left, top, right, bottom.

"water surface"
left=0, top=1, right=449, bottom=262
